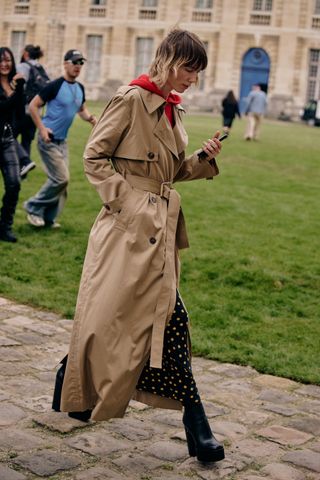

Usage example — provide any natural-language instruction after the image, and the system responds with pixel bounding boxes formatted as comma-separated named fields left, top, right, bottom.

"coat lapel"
left=137, top=87, right=180, bottom=159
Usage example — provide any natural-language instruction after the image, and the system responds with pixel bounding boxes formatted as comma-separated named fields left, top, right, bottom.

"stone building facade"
left=1, top=0, right=320, bottom=117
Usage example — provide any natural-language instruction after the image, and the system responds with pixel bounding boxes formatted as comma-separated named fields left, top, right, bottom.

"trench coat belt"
left=125, top=174, right=188, bottom=368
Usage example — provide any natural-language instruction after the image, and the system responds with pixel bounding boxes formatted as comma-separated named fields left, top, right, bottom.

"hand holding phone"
left=198, top=133, right=228, bottom=160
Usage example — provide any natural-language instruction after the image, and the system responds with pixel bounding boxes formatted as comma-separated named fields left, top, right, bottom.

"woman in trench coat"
left=54, top=29, right=225, bottom=463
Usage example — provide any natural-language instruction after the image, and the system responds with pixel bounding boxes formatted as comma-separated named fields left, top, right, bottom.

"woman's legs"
left=137, top=291, right=225, bottom=462
left=0, top=136, right=21, bottom=242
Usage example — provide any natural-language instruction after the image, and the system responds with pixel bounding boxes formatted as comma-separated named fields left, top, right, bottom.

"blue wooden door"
left=239, top=48, right=270, bottom=112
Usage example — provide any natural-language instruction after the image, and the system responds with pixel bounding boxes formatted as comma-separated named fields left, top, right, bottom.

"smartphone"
left=48, top=132, right=54, bottom=141
left=198, top=133, right=228, bottom=160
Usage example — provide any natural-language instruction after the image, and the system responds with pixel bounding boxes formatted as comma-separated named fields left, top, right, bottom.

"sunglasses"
left=67, top=59, right=85, bottom=66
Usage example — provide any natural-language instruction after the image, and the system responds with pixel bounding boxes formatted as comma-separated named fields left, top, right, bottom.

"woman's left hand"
left=201, top=131, right=222, bottom=160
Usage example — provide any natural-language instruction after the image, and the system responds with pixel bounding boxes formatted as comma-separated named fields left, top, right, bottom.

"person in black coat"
left=221, top=90, right=241, bottom=133
left=0, top=47, right=25, bottom=242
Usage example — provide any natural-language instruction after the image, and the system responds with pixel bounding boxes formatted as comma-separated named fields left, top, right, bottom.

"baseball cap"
left=64, top=49, right=86, bottom=62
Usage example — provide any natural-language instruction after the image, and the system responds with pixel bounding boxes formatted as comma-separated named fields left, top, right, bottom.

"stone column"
left=214, top=0, right=239, bottom=92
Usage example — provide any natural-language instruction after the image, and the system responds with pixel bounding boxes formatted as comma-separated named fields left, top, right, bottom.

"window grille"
left=307, top=49, right=320, bottom=100
left=14, top=0, right=29, bottom=14
left=11, top=31, right=26, bottom=61
left=85, top=35, right=103, bottom=83
left=135, top=37, right=154, bottom=77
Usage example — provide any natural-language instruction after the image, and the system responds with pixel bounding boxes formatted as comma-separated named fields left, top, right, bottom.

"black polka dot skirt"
left=136, top=290, right=201, bottom=406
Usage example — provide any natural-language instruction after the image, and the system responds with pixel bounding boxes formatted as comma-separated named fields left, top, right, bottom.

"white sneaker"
left=21, top=161, right=36, bottom=179
left=45, top=222, right=61, bottom=229
left=27, top=213, right=45, bottom=227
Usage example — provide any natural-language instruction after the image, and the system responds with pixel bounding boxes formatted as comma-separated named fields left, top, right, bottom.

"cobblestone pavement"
left=0, top=296, right=320, bottom=480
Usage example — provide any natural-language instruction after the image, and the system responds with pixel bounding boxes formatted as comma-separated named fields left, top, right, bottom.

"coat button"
left=149, top=237, right=156, bottom=244
left=150, top=196, right=157, bottom=204
left=147, top=152, right=155, bottom=159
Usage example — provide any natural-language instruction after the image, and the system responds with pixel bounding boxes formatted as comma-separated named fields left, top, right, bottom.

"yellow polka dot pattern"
left=136, top=290, right=200, bottom=405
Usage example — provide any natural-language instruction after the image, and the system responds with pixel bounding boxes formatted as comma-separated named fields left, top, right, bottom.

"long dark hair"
left=0, top=47, right=16, bottom=82
left=224, top=90, right=237, bottom=104
left=20, top=44, right=44, bottom=62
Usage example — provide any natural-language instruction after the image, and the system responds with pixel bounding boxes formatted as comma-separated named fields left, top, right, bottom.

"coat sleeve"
left=83, top=93, right=132, bottom=212
left=173, top=151, right=219, bottom=183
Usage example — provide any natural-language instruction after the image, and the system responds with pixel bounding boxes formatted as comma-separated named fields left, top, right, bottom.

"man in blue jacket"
left=244, top=84, right=267, bottom=141
left=24, top=49, right=96, bottom=228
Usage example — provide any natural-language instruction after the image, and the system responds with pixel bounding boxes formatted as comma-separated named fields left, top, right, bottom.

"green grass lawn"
left=1, top=105, right=319, bottom=384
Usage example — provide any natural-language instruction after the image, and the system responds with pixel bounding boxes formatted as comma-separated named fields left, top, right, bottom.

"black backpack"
left=25, top=62, right=50, bottom=103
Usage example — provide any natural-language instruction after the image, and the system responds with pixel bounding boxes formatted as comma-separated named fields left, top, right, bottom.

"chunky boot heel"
left=185, top=426, right=196, bottom=456
left=183, top=402, right=225, bottom=463
left=52, top=355, right=68, bottom=411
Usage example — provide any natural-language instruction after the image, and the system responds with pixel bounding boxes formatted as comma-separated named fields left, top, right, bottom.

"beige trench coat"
left=61, top=86, right=219, bottom=421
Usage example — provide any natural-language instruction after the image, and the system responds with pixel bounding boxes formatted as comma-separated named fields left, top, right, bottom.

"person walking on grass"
left=0, top=47, right=25, bottom=243
left=221, top=90, right=241, bottom=134
left=17, top=44, right=50, bottom=179
left=244, top=83, right=267, bottom=140
left=53, top=29, right=225, bottom=464
left=23, top=49, right=96, bottom=228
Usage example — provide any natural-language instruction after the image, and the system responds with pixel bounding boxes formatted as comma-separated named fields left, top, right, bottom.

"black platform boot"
left=183, top=402, right=225, bottom=462
left=52, top=355, right=92, bottom=422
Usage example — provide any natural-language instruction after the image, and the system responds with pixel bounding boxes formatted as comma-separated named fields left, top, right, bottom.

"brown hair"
left=149, top=29, right=207, bottom=86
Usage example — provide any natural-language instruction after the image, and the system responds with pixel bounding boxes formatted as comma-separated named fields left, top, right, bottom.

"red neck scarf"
left=129, top=74, right=181, bottom=127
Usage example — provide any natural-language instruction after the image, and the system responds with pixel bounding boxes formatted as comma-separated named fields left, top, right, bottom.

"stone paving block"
left=146, top=440, right=188, bottom=461
left=211, top=420, right=247, bottom=440
left=152, top=411, right=183, bottom=428
left=237, top=409, right=270, bottom=425
left=0, top=403, right=26, bottom=426
left=0, top=348, right=28, bottom=362
left=295, top=384, right=320, bottom=399
left=299, top=399, right=320, bottom=415
left=14, top=449, right=81, bottom=476
left=180, top=455, right=251, bottom=479
left=74, top=465, right=128, bottom=479
left=10, top=332, right=44, bottom=345
left=261, top=462, right=306, bottom=480
left=0, top=297, right=12, bottom=305
left=128, top=399, right=150, bottom=411
left=3, top=316, right=35, bottom=327
left=0, top=429, right=44, bottom=452
left=5, top=376, right=50, bottom=397
left=257, top=425, right=313, bottom=446
left=33, top=411, right=92, bottom=433
left=170, top=430, right=186, bottom=442
left=258, top=389, right=295, bottom=404
left=65, top=432, right=130, bottom=456
left=232, top=438, right=284, bottom=460
left=208, top=363, right=257, bottom=378
left=0, top=361, right=29, bottom=376
left=0, top=336, right=21, bottom=347
left=24, top=323, right=65, bottom=336
left=112, top=453, right=164, bottom=473
left=0, top=390, right=10, bottom=401
left=288, top=417, right=320, bottom=436
left=254, top=374, right=299, bottom=390
left=218, top=379, right=256, bottom=396
left=282, top=449, right=320, bottom=473
left=0, top=465, right=27, bottom=480
left=310, top=441, right=320, bottom=452
left=14, top=394, right=52, bottom=413
left=262, top=403, right=299, bottom=416
left=202, top=401, right=227, bottom=418
left=106, top=417, right=153, bottom=441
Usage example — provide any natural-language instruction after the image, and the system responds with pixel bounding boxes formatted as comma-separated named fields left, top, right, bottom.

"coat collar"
left=136, top=86, right=167, bottom=114
left=128, top=86, right=187, bottom=159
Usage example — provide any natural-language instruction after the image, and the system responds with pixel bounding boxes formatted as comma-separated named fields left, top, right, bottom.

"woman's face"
left=166, top=65, right=199, bottom=93
left=0, top=51, right=13, bottom=77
